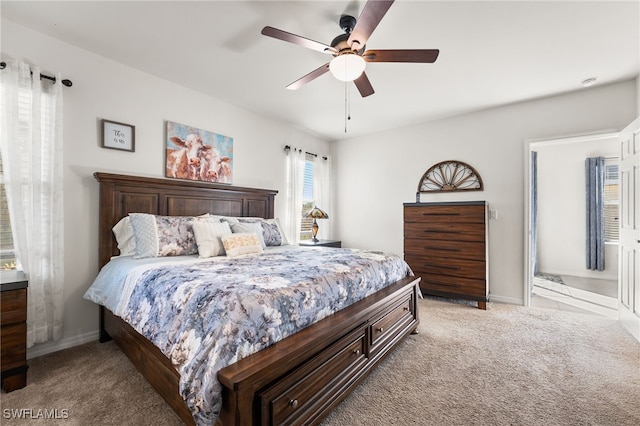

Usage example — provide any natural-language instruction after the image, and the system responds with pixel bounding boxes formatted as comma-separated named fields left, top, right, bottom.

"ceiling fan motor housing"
left=333, top=15, right=360, bottom=54
left=339, top=15, right=357, bottom=33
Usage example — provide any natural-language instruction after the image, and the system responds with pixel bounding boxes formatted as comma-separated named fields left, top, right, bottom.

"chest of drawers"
left=404, top=201, right=488, bottom=309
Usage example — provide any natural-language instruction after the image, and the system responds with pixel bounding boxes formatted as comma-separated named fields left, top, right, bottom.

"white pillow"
left=230, top=222, right=266, bottom=249
left=221, top=233, right=264, bottom=257
left=192, top=220, right=232, bottom=258
left=112, top=217, right=136, bottom=256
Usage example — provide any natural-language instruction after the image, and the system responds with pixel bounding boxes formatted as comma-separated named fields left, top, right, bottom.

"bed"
left=89, top=172, right=420, bottom=425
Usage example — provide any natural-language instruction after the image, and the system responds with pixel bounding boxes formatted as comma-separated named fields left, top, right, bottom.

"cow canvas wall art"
left=165, top=121, right=233, bottom=184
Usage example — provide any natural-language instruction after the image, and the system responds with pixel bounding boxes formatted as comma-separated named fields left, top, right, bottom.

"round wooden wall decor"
left=418, top=160, right=484, bottom=192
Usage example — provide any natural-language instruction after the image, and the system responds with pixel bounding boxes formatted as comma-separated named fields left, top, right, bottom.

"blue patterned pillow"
left=236, top=218, right=288, bottom=246
left=129, top=213, right=200, bottom=258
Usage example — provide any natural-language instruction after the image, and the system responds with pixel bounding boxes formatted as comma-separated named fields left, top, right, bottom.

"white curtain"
left=0, top=60, right=65, bottom=347
left=284, top=147, right=305, bottom=244
left=313, top=155, right=332, bottom=240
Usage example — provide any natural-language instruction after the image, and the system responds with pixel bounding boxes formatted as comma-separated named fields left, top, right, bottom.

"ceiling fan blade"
left=354, top=72, right=375, bottom=97
left=362, top=49, right=440, bottom=63
left=261, top=26, right=337, bottom=54
left=286, top=63, right=331, bottom=90
left=348, top=0, right=395, bottom=50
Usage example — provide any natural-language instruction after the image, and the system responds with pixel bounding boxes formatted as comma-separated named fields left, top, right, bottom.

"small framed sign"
left=101, top=119, right=135, bottom=152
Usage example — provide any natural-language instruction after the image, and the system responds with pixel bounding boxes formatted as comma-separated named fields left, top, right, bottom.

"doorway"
left=524, top=132, right=620, bottom=319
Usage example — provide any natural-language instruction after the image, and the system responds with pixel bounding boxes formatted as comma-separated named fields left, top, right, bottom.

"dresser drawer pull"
left=423, top=230, right=460, bottom=234
left=426, top=246, right=460, bottom=251
left=403, top=307, right=410, bottom=311
left=289, top=399, right=299, bottom=409
left=376, top=327, right=384, bottom=333
left=431, top=264, right=460, bottom=270
left=353, top=349, right=361, bottom=356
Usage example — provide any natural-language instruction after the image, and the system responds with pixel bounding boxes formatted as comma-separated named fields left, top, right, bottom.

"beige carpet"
left=2, top=297, right=639, bottom=425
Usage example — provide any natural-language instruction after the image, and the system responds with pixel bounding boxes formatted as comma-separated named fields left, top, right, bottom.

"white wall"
left=332, top=80, right=637, bottom=305
left=1, top=20, right=330, bottom=357
left=636, top=76, right=640, bottom=116
left=535, top=135, right=619, bottom=280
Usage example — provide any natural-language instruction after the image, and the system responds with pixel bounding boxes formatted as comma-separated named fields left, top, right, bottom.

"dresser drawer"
left=259, top=327, right=367, bottom=425
left=404, top=239, right=485, bottom=261
left=369, top=294, right=414, bottom=351
left=404, top=222, right=485, bottom=242
left=405, top=256, right=486, bottom=280
left=0, top=289, right=27, bottom=326
left=415, top=272, right=486, bottom=298
left=404, top=205, right=486, bottom=223
left=1, top=323, right=27, bottom=371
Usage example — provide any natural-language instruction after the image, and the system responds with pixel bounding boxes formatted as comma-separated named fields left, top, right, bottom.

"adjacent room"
left=1, top=1, right=639, bottom=425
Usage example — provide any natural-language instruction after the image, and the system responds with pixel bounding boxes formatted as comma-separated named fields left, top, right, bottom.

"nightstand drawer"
left=1, top=322, right=27, bottom=371
left=1, top=288, right=27, bottom=325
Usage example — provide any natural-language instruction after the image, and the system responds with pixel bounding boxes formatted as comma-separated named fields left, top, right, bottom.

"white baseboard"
left=489, top=294, right=523, bottom=306
left=541, top=269, right=618, bottom=282
left=27, top=330, right=100, bottom=360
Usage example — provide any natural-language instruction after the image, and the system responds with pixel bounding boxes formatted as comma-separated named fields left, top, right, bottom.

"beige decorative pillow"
left=230, top=222, right=266, bottom=249
left=192, top=220, right=232, bottom=258
left=221, top=233, right=264, bottom=257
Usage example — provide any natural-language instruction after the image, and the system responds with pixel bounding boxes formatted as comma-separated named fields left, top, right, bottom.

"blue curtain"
left=531, top=151, right=539, bottom=276
left=585, top=157, right=605, bottom=271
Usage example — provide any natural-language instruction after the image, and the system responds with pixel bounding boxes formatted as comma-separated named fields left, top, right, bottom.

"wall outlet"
left=489, top=210, right=498, bottom=220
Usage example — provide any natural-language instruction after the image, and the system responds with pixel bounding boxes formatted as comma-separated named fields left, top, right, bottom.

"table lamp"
left=304, top=206, right=329, bottom=242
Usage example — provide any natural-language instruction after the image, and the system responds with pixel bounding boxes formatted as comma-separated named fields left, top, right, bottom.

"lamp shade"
left=329, top=54, right=366, bottom=82
left=304, top=206, right=329, bottom=219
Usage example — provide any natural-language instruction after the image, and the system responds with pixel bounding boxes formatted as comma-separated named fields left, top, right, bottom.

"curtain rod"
left=284, top=145, right=327, bottom=161
left=0, top=61, right=73, bottom=87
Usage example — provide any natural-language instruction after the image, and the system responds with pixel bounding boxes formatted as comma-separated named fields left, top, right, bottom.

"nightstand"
left=299, top=239, right=342, bottom=248
left=1, top=271, right=28, bottom=392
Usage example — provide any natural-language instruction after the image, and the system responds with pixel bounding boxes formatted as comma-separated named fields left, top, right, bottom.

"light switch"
left=489, top=210, right=498, bottom=220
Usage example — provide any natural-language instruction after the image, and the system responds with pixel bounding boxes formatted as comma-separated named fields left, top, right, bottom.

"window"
left=603, top=160, right=619, bottom=243
left=300, top=158, right=314, bottom=240
left=0, top=153, right=16, bottom=269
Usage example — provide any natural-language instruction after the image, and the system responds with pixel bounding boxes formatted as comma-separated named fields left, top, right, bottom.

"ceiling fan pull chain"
left=348, top=83, right=352, bottom=121
left=344, top=81, right=348, bottom=133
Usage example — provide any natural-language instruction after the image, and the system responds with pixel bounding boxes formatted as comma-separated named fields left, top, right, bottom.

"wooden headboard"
left=94, top=172, right=278, bottom=268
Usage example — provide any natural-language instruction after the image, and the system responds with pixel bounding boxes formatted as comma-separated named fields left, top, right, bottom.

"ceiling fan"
left=261, top=0, right=439, bottom=97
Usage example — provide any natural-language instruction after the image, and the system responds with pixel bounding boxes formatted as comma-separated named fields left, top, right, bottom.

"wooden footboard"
left=101, top=276, right=420, bottom=425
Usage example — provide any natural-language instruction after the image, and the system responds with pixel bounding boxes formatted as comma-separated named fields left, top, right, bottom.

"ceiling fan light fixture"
left=329, top=53, right=366, bottom=82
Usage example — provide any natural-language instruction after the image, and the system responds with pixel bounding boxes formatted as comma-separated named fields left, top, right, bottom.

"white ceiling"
left=2, top=1, right=639, bottom=141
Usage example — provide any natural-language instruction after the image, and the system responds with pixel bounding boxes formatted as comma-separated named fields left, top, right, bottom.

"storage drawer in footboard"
left=368, top=291, right=416, bottom=358
left=258, top=326, right=368, bottom=426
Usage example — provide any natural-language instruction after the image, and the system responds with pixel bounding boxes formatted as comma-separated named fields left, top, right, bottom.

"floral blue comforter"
left=115, top=247, right=411, bottom=425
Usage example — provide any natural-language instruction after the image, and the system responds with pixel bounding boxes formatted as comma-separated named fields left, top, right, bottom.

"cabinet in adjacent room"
left=403, top=201, right=488, bottom=309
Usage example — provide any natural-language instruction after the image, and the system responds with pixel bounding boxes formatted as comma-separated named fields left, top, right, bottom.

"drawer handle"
left=430, top=264, right=460, bottom=270
left=289, top=399, right=299, bottom=409
left=403, top=307, right=409, bottom=311
left=353, top=349, right=361, bottom=356
left=377, top=327, right=384, bottom=333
